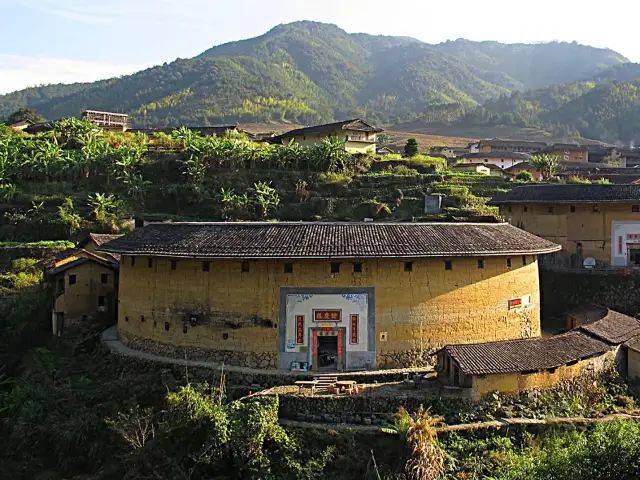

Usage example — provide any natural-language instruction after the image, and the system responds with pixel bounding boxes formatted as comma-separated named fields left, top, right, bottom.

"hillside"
left=0, top=21, right=628, bottom=131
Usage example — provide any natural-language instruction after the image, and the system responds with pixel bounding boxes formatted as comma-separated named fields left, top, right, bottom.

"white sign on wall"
left=611, top=221, right=640, bottom=266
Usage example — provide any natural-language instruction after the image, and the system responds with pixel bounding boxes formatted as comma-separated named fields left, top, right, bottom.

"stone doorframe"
left=278, top=287, right=376, bottom=371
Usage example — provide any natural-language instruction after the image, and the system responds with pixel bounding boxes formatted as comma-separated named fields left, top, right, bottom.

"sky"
left=1, top=0, right=638, bottom=94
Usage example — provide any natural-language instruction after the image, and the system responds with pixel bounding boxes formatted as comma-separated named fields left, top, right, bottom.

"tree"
left=515, top=171, right=534, bottom=182
left=404, top=138, right=419, bottom=157
left=88, top=192, right=122, bottom=232
left=58, top=197, right=82, bottom=235
left=252, top=181, right=280, bottom=218
left=530, top=153, right=560, bottom=180
left=5, top=108, right=44, bottom=125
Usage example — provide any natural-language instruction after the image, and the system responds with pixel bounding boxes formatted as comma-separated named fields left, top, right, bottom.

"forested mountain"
left=0, top=21, right=635, bottom=141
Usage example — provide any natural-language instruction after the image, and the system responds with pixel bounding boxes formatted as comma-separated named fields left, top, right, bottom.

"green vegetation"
left=529, top=153, right=560, bottom=180
left=443, top=421, right=640, bottom=480
left=404, top=138, right=419, bottom=156
left=0, top=118, right=509, bottom=243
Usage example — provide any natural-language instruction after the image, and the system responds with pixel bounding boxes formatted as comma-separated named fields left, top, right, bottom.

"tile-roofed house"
left=270, top=119, right=383, bottom=154
left=478, top=139, right=547, bottom=154
left=492, top=184, right=640, bottom=268
left=578, top=309, right=640, bottom=344
left=98, top=222, right=560, bottom=259
left=438, top=308, right=640, bottom=400
left=77, top=232, right=123, bottom=262
left=491, top=184, right=640, bottom=204
left=46, top=248, right=119, bottom=336
left=460, top=151, right=530, bottom=170
left=442, top=331, right=609, bottom=376
left=107, top=221, right=559, bottom=372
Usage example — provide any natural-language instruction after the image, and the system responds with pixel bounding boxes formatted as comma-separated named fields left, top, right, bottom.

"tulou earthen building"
left=99, top=222, right=560, bottom=372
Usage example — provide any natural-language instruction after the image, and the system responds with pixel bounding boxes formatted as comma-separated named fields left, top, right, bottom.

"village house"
left=437, top=308, right=640, bottom=400
left=460, top=151, right=530, bottom=169
left=81, top=110, right=129, bottom=132
left=47, top=233, right=122, bottom=335
left=98, top=222, right=559, bottom=372
left=491, top=184, right=640, bottom=267
left=478, top=139, right=547, bottom=154
left=270, top=119, right=383, bottom=154
left=542, top=143, right=589, bottom=163
left=450, top=163, right=507, bottom=177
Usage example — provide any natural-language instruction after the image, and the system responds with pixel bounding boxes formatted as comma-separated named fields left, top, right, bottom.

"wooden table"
left=295, top=380, right=319, bottom=395
left=335, top=380, right=357, bottom=394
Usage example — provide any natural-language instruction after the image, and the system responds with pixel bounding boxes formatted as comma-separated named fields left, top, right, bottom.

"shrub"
left=515, top=171, right=534, bottom=182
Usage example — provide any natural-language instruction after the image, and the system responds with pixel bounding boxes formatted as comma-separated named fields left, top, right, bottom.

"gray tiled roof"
left=491, top=184, right=640, bottom=204
left=444, top=331, right=610, bottom=375
left=273, top=119, right=383, bottom=140
left=98, top=222, right=560, bottom=259
left=579, top=310, right=640, bottom=344
left=445, top=308, right=640, bottom=375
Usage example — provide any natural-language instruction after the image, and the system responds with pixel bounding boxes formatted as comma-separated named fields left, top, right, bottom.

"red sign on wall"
left=508, top=298, right=522, bottom=310
left=350, top=314, right=359, bottom=344
left=295, top=315, right=304, bottom=344
left=313, top=309, right=341, bottom=322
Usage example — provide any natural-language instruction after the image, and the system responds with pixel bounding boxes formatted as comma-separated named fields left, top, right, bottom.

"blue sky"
left=1, top=0, right=638, bottom=94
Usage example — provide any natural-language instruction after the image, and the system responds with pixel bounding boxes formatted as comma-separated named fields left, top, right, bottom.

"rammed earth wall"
left=117, top=255, right=543, bottom=370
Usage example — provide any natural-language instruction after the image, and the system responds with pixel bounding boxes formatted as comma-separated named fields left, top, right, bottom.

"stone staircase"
left=313, top=375, right=338, bottom=392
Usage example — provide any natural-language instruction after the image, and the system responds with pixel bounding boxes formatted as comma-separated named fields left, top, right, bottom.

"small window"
left=241, top=262, right=250, bottom=272
left=444, top=260, right=452, bottom=270
left=477, top=259, right=484, bottom=269
left=570, top=205, right=576, bottom=213
left=171, top=260, right=177, bottom=270
left=202, top=261, right=210, bottom=272
left=547, top=206, right=554, bottom=213
left=593, top=205, right=600, bottom=212
left=506, top=258, right=512, bottom=268
left=124, top=316, right=129, bottom=322
left=633, top=205, right=640, bottom=213
left=140, top=315, right=145, bottom=322
left=130, top=257, right=136, bottom=266
left=284, top=263, right=293, bottom=273
left=353, top=262, right=363, bottom=273
left=98, top=296, right=105, bottom=307
left=147, top=258, right=153, bottom=268
left=183, top=324, right=188, bottom=334
left=164, top=322, right=170, bottom=331
left=330, top=262, right=341, bottom=274
left=522, top=255, right=527, bottom=266
left=404, top=261, right=413, bottom=272
left=523, top=205, right=528, bottom=212
left=100, top=273, right=109, bottom=284
left=68, top=274, right=77, bottom=285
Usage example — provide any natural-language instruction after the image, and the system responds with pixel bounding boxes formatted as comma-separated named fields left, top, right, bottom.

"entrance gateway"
left=278, top=287, right=376, bottom=371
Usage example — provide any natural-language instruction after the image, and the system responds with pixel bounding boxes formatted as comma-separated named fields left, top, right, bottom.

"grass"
left=0, top=240, right=74, bottom=249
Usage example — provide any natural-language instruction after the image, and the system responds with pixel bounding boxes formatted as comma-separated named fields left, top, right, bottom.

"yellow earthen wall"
left=470, top=352, right=613, bottom=400
left=286, top=131, right=377, bottom=154
left=53, top=262, right=117, bottom=321
left=503, top=203, right=640, bottom=263
left=117, top=255, right=542, bottom=368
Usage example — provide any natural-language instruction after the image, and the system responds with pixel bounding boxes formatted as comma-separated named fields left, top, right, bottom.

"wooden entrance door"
left=310, top=328, right=345, bottom=371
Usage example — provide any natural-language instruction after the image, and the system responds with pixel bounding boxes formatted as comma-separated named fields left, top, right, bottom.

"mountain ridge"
left=0, top=21, right=635, bottom=142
